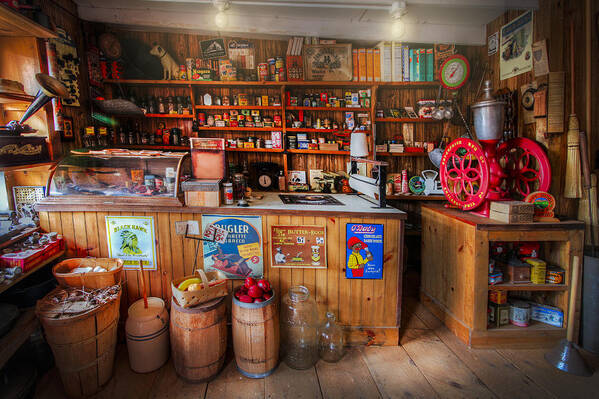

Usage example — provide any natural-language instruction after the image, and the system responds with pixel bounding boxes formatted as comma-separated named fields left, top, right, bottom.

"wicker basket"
left=171, top=269, right=228, bottom=308
left=53, top=258, right=123, bottom=289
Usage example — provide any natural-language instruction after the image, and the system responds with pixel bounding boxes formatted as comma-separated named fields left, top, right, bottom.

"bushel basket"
left=171, top=269, right=228, bottom=308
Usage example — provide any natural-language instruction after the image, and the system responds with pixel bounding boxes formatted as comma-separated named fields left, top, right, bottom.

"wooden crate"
left=421, top=204, right=584, bottom=349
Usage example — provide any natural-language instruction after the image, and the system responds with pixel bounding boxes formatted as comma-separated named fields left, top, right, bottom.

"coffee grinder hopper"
left=470, top=80, right=505, bottom=141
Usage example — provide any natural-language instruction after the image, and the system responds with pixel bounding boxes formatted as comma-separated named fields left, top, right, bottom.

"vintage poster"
left=345, top=223, right=384, bottom=279
left=201, top=38, right=227, bottom=60
left=303, top=44, right=352, bottom=81
left=271, top=225, right=326, bottom=269
left=500, top=10, right=533, bottom=80
left=105, top=216, right=157, bottom=270
left=488, top=31, right=499, bottom=56
left=201, top=215, right=263, bottom=279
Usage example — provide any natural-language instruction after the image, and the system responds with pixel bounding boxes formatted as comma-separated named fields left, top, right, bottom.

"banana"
left=177, top=277, right=201, bottom=291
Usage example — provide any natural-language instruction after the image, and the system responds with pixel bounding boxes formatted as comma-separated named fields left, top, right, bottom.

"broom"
left=564, top=20, right=582, bottom=198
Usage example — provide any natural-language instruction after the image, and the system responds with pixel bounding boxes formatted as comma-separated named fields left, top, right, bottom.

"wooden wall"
left=38, top=210, right=403, bottom=344
left=484, top=0, right=598, bottom=218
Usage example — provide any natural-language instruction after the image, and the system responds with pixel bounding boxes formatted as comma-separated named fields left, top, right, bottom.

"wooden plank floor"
left=35, top=296, right=599, bottom=399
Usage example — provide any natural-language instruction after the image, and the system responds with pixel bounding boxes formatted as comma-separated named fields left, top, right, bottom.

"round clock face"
left=258, top=174, right=272, bottom=188
left=439, top=55, right=470, bottom=90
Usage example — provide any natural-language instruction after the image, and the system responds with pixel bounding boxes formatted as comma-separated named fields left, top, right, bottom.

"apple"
left=253, top=297, right=264, bottom=303
left=238, top=294, right=253, bottom=303
left=248, top=285, right=264, bottom=298
left=234, top=290, right=242, bottom=299
left=257, top=279, right=271, bottom=292
left=244, top=277, right=257, bottom=289
left=263, top=291, right=272, bottom=301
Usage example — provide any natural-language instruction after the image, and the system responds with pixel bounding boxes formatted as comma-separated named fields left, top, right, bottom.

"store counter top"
left=37, top=191, right=406, bottom=220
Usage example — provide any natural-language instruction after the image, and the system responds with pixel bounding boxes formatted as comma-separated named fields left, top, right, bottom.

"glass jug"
left=280, top=286, right=319, bottom=369
left=318, top=312, right=345, bottom=362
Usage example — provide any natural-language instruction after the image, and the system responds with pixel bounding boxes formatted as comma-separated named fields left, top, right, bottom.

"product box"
left=373, top=48, right=381, bottom=82
left=358, top=48, right=367, bottom=82
left=389, top=144, right=404, bottom=153
left=525, top=258, right=547, bottom=284
left=489, top=290, right=507, bottom=304
left=271, top=131, right=282, bottom=149
left=490, top=201, right=535, bottom=215
left=366, top=48, right=374, bottom=82
left=375, top=144, right=388, bottom=152
left=530, top=302, right=563, bottom=327
left=488, top=303, right=510, bottom=328
left=489, top=210, right=534, bottom=224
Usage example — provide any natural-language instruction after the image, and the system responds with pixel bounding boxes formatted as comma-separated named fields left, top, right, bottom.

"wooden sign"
left=270, top=225, right=326, bottom=268
left=303, top=44, right=352, bottom=81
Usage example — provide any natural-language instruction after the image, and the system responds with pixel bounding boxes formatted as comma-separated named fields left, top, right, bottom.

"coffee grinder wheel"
left=497, top=137, right=552, bottom=199
left=440, top=138, right=490, bottom=211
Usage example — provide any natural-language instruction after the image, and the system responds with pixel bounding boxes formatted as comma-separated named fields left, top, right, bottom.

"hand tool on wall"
left=564, top=20, right=582, bottom=198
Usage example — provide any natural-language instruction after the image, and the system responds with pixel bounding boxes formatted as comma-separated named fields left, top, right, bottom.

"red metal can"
left=257, top=63, right=268, bottom=81
left=198, top=112, right=206, bottom=125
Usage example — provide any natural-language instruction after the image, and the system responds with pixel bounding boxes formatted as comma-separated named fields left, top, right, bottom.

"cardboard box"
left=490, top=201, right=535, bottom=214
left=488, top=303, right=510, bottom=328
left=489, top=210, right=534, bottom=224
left=489, top=290, right=508, bottom=305
left=182, top=179, right=221, bottom=207
left=530, top=302, right=563, bottom=327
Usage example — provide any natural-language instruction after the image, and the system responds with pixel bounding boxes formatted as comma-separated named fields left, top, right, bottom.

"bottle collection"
left=133, top=95, right=193, bottom=115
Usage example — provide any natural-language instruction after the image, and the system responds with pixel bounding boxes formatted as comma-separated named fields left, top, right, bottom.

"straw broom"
left=564, top=20, right=582, bottom=198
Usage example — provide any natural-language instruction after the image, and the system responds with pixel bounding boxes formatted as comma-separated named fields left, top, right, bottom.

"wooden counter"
left=37, top=193, right=405, bottom=345
left=421, top=204, right=584, bottom=349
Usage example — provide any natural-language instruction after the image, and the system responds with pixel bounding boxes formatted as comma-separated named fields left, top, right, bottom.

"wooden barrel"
left=232, top=291, right=279, bottom=378
left=37, top=290, right=121, bottom=398
left=170, top=296, right=226, bottom=382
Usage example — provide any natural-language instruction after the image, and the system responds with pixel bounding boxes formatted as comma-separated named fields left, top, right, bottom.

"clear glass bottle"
left=280, top=286, right=319, bottom=369
left=318, top=312, right=345, bottom=362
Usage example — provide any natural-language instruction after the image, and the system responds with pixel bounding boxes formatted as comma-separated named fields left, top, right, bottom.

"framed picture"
left=105, top=216, right=157, bottom=270
left=271, top=225, right=326, bottom=268
left=303, top=43, right=352, bottom=81
left=63, top=117, right=74, bottom=140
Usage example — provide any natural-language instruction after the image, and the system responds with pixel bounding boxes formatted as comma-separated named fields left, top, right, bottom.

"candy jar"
left=318, top=312, right=345, bottom=362
left=280, top=286, right=319, bottom=369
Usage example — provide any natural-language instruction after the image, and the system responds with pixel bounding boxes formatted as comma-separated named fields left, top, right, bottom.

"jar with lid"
left=280, top=286, right=319, bottom=369
left=232, top=173, right=246, bottom=200
left=318, top=312, right=345, bottom=362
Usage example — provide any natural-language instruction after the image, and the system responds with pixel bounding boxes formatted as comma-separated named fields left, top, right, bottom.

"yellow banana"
left=177, top=277, right=201, bottom=290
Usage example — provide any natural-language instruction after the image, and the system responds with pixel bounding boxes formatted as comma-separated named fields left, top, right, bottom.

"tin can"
left=546, top=266, right=565, bottom=284
left=186, top=58, right=194, bottom=79
left=256, top=138, right=263, bottom=148
left=257, top=63, right=268, bottom=81
left=401, top=170, right=408, bottom=193
left=179, top=65, right=187, bottom=80
left=509, top=301, right=531, bottom=327
left=393, top=175, right=402, bottom=194
left=198, top=112, right=206, bottom=126
left=489, top=290, right=507, bottom=305
left=144, top=175, right=156, bottom=190
left=223, top=182, right=234, bottom=205
left=239, top=93, right=249, bottom=106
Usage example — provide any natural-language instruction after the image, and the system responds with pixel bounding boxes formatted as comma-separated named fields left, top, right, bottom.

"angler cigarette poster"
left=500, top=10, right=533, bottom=80
left=201, top=215, right=263, bottom=279
left=270, top=225, right=327, bottom=269
left=346, top=223, right=383, bottom=279
left=105, top=216, right=157, bottom=270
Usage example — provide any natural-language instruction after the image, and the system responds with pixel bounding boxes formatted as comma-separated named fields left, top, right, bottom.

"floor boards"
left=33, top=296, right=598, bottom=399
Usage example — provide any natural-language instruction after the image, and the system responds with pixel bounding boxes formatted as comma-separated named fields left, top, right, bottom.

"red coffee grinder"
left=440, top=81, right=552, bottom=216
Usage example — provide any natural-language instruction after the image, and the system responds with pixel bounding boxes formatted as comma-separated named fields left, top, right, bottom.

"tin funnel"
left=544, top=340, right=593, bottom=376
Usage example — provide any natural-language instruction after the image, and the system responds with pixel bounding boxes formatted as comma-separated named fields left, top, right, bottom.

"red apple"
left=263, top=292, right=272, bottom=301
left=244, top=277, right=257, bottom=289
left=234, top=290, right=242, bottom=299
left=248, top=285, right=264, bottom=298
left=238, top=294, right=253, bottom=303
left=257, top=279, right=271, bottom=292
left=253, top=297, right=264, bottom=303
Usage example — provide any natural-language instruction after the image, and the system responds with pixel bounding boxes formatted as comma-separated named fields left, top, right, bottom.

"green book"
left=418, top=49, right=426, bottom=82
left=426, top=48, right=434, bottom=81
left=409, top=49, right=415, bottom=82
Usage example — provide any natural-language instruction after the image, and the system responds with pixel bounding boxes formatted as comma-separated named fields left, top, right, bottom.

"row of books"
left=352, top=43, right=436, bottom=83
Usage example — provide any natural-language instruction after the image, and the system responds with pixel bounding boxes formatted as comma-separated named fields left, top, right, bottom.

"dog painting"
left=149, top=43, right=179, bottom=80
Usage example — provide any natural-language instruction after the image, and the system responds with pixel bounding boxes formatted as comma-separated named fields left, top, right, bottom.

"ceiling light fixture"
left=390, top=1, right=407, bottom=39
left=213, top=0, right=230, bottom=29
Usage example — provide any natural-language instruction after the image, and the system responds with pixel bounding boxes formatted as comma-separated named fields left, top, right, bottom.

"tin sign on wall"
left=105, top=216, right=157, bottom=270
left=270, top=225, right=327, bottom=269
left=345, top=223, right=383, bottom=279
left=201, top=215, right=263, bottom=279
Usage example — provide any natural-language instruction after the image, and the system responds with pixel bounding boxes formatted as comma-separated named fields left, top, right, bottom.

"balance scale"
left=440, top=81, right=552, bottom=217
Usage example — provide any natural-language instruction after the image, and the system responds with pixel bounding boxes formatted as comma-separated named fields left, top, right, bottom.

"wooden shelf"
left=145, top=114, right=194, bottom=119
left=376, top=152, right=428, bottom=157
left=0, top=249, right=65, bottom=295
left=196, top=126, right=281, bottom=131
left=226, top=147, right=284, bottom=153
left=287, top=128, right=368, bottom=134
left=287, top=149, right=350, bottom=156
left=388, top=195, right=445, bottom=201
left=104, top=79, right=438, bottom=88
left=489, top=283, right=568, bottom=291
left=286, top=106, right=369, bottom=112
left=375, top=118, right=441, bottom=123
left=487, top=321, right=565, bottom=333
left=0, top=92, right=34, bottom=104
left=195, top=105, right=281, bottom=110
left=0, top=162, right=55, bottom=173
left=0, top=309, right=39, bottom=368
left=0, top=4, right=57, bottom=38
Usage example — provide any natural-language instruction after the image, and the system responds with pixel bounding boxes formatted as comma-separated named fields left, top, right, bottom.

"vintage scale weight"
left=439, top=80, right=551, bottom=216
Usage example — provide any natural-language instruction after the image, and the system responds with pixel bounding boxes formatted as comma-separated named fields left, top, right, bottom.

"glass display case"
left=42, top=149, right=190, bottom=207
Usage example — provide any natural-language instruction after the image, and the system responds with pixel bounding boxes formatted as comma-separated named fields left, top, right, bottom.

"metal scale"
left=439, top=81, right=552, bottom=216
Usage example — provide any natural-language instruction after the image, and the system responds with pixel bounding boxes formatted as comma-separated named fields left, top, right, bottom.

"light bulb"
left=215, top=11, right=228, bottom=29
left=392, top=19, right=405, bottom=39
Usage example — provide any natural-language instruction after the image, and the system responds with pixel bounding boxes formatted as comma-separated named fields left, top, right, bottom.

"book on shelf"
left=392, top=41, right=403, bottom=82
left=402, top=45, right=410, bottom=82
left=376, top=41, right=392, bottom=82
left=418, top=49, right=426, bottom=82
left=352, top=48, right=358, bottom=82
left=358, top=48, right=367, bottom=82
left=426, top=48, right=434, bottom=81
left=373, top=48, right=381, bottom=82
left=366, top=48, right=374, bottom=82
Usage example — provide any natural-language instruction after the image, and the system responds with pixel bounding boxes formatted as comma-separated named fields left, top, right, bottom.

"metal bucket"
left=581, top=254, right=599, bottom=354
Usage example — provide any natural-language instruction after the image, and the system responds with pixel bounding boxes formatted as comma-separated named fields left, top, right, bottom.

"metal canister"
left=267, top=58, right=276, bottom=80
left=239, top=93, right=249, bottom=106
left=179, top=65, right=187, bottom=80
left=256, top=138, right=263, bottom=148
left=546, top=266, right=565, bottom=284
left=198, top=112, right=206, bottom=126
left=257, top=63, right=268, bottom=81
left=223, top=182, right=234, bottom=205
left=509, top=301, right=531, bottom=327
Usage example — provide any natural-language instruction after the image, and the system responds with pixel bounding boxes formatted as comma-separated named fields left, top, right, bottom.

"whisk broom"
left=564, top=20, right=582, bottom=198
